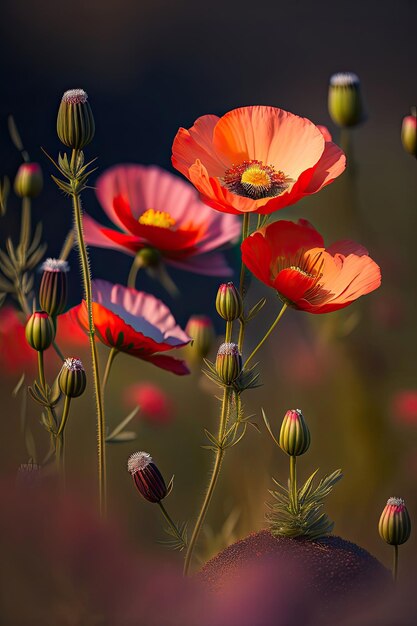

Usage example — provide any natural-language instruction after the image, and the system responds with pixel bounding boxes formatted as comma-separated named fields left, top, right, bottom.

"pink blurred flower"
left=391, top=390, right=417, bottom=425
left=124, top=382, right=174, bottom=425
left=83, top=164, right=240, bottom=276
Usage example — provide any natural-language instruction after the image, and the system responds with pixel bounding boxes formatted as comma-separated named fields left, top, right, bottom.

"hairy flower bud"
left=58, top=357, right=86, bottom=398
left=279, top=409, right=311, bottom=456
left=25, top=311, right=55, bottom=352
left=39, top=258, right=69, bottom=317
left=216, top=282, right=243, bottom=321
left=328, top=72, right=365, bottom=128
left=57, top=89, right=95, bottom=150
left=127, top=451, right=167, bottom=503
left=14, top=163, right=43, bottom=198
left=378, top=497, right=411, bottom=546
left=215, top=342, right=242, bottom=385
left=185, top=315, right=215, bottom=361
left=401, top=110, right=417, bottom=157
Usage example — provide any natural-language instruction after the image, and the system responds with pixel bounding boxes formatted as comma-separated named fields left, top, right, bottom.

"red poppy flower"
left=0, top=307, right=37, bottom=376
left=172, top=106, right=345, bottom=215
left=83, top=165, right=240, bottom=276
left=70, top=280, right=191, bottom=375
left=241, top=220, right=381, bottom=313
left=123, top=382, right=174, bottom=425
left=391, top=391, right=417, bottom=425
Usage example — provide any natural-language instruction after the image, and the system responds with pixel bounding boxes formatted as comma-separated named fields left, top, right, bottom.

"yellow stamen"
left=138, top=209, right=176, bottom=229
left=240, top=164, right=271, bottom=188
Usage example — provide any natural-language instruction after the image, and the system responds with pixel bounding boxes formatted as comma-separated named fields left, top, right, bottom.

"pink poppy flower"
left=83, top=164, right=240, bottom=276
left=70, top=280, right=191, bottom=375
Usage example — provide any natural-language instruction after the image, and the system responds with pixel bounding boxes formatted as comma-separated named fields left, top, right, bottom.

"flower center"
left=222, top=160, right=292, bottom=200
left=138, top=209, right=176, bottom=229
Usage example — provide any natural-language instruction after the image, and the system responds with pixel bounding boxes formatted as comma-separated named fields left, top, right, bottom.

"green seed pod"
left=137, top=247, right=162, bottom=268
left=378, top=497, right=411, bottom=546
left=216, top=282, right=243, bottom=322
left=401, top=110, right=417, bottom=157
left=14, top=163, right=43, bottom=198
left=58, top=357, right=87, bottom=398
left=215, top=342, right=242, bottom=385
left=25, top=311, right=55, bottom=352
left=57, top=89, right=95, bottom=150
left=279, top=409, right=311, bottom=457
left=39, top=258, right=69, bottom=317
left=127, top=451, right=168, bottom=503
left=328, top=72, right=366, bottom=128
left=185, top=315, right=215, bottom=361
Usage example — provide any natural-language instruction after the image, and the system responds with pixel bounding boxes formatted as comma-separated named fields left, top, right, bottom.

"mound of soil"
left=198, top=530, right=390, bottom=602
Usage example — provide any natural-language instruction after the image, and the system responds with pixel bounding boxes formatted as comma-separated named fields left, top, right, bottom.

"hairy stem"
left=244, top=303, right=287, bottom=368
left=184, top=384, right=231, bottom=575
left=71, top=158, right=107, bottom=516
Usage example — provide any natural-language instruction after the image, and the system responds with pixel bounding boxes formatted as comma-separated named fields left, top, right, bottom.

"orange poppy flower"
left=241, top=220, right=381, bottom=313
left=172, top=106, right=345, bottom=215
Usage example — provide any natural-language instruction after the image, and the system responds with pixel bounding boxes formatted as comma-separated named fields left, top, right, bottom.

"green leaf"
left=262, top=408, right=280, bottom=447
left=106, top=405, right=139, bottom=441
left=106, top=430, right=137, bottom=444
left=246, top=297, right=267, bottom=322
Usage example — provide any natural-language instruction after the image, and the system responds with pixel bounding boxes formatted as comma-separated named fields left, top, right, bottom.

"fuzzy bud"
left=39, top=258, right=69, bottom=317
left=401, top=110, right=417, bottom=157
left=216, top=282, right=243, bottom=321
left=14, top=162, right=43, bottom=198
left=25, top=311, right=55, bottom=352
left=57, top=89, right=95, bottom=150
left=328, top=72, right=366, bottom=128
left=185, top=315, right=215, bottom=361
left=378, top=497, right=411, bottom=546
left=58, top=357, right=86, bottom=398
left=215, top=342, right=242, bottom=385
left=127, top=451, right=167, bottom=503
left=279, top=409, right=311, bottom=457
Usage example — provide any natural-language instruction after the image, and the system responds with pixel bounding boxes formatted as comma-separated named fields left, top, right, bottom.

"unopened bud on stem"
left=216, top=282, right=243, bottom=321
left=57, top=89, right=95, bottom=150
left=215, top=342, right=242, bottom=385
left=279, top=409, right=311, bottom=456
left=127, top=451, right=168, bottom=503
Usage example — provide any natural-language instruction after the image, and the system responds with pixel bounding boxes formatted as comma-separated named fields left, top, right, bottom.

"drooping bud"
left=14, top=163, right=43, bottom=198
left=401, top=109, right=417, bottom=157
left=328, top=72, right=366, bottom=128
left=25, top=311, right=55, bottom=352
left=58, top=357, right=86, bottom=398
left=39, top=258, right=69, bottom=317
left=279, top=409, right=311, bottom=456
left=215, top=342, right=242, bottom=385
left=185, top=315, right=215, bottom=361
left=57, top=89, right=95, bottom=150
left=378, top=497, right=411, bottom=546
left=216, top=282, right=243, bottom=321
left=127, top=451, right=167, bottom=503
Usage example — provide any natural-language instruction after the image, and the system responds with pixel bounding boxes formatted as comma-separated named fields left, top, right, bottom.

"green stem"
left=55, top=395, right=71, bottom=480
left=225, top=320, right=232, bottom=343
left=158, top=501, right=186, bottom=549
left=19, top=197, right=31, bottom=252
left=56, top=395, right=71, bottom=438
left=52, top=340, right=65, bottom=362
left=102, top=348, right=119, bottom=393
left=59, top=229, right=74, bottom=261
left=238, top=214, right=250, bottom=351
left=128, top=255, right=143, bottom=289
left=71, top=158, right=107, bottom=516
left=184, top=385, right=231, bottom=575
left=38, top=351, right=46, bottom=389
left=289, top=455, right=298, bottom=513
left=244, top=303, right=288, bottom=368
left=393, top=544, right=399, bottom=582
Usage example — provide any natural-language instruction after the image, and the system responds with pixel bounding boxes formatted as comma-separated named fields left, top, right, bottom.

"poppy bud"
left=279, top=409, right=311, bottom=456
left=57, top=88, right=95, bottom=150
left=58, top=357, right=86, bottom=398
left=215, top=342, right=242, bottom=385
left=39, top=258, right=69, bottom=318
left=185, top=315, right=215, bottom=360
left=216, top=282, right=243, bottom=321
left=127, top=451, right=167, bottom=503
left=378, top=497, right=411, bottom=546
left=137, top=247, right=161, bottom=268
left=25, top=311, right=55, bottom=352
left=401, top=109, right=417, bottom=157
left=328, top=72, right=365, bottom=128
left=14, top=163, right=43, bottom=198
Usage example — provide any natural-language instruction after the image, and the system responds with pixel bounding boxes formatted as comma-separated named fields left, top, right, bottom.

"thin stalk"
left=128, top=256, right=143, bottom=289
left=238, top=214, right=250, bottom=351
left=225, top=320, right=232, bottom=343
left=244, top=303, right=287, bottom=368
left=71, top=152, right=107, bottom=516
left=37, top=351, right=46, bottom=389
left=102, top=348, right=119, bottom=393
left=52, top=340, right=65, bottom=361
left=393, top=544, right=399, bottom=582
left=19, top=197, right=31, bottom=252
left=59, top=229, right=75, bottom=261
left=55, top=395, right=71, bottom=479
left=184, top=385, right=231, bottom=575
left=289, top=455, right=298, bottom=513
left=158, top=501, right=186, bottom=549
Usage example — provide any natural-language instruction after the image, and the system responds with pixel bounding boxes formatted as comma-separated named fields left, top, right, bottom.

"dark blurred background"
left=1, top=0, right=417, bottom=587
